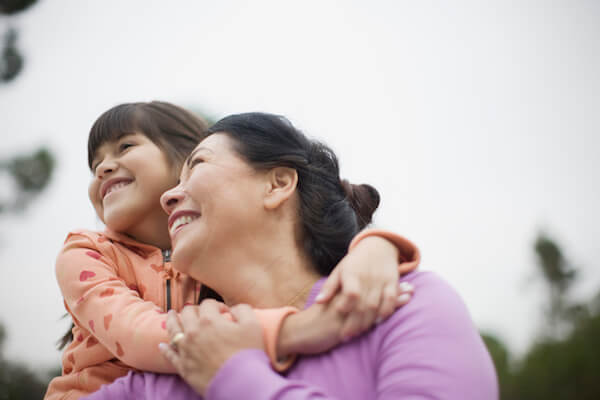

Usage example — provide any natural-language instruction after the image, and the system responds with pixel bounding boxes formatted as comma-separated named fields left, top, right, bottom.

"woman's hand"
left=315, top=235, right=413, bottom=340
left=159, top=299, right=264, bottom=396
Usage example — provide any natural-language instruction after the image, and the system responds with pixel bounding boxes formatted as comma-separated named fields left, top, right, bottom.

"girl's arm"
left=276, top=229, right=419, bottom=360
left=57, top=231, right=296, bottom=373
left=56, top=232, right=178, bottom=373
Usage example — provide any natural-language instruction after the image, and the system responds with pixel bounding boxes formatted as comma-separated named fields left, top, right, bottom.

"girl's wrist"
left=276, top=310, right=305, bottom=358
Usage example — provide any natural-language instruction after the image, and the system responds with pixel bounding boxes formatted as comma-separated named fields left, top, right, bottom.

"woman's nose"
left=160, top=186, right=184, bottom=215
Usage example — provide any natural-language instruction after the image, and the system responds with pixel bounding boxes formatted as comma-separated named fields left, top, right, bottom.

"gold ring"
left=170, top=332, right=185, bottom=349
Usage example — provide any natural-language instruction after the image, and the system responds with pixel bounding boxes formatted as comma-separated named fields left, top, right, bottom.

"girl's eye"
left=119, top=142, right=134, bottom=152
left=91, top=159, right=101, bottom=173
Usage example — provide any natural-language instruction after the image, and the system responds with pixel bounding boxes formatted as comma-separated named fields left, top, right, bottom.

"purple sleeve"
left=374, top=272, right=499, bottom=399
left=206, top=350, right=340, bottom=400
left=82, top=370, right=201, bottom=400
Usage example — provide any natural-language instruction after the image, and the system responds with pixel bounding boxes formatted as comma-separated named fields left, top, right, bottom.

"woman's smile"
left=168, top=211, right=201, bottom=239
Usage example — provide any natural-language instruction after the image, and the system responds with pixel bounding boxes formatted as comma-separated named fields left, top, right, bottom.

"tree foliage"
left=0, top=147, right=55, bottom=213
left=1, top=0, right=39, bottom=83
left=0, top=0, right=38, bottom=15
left=0, top=28, right=22, bottom=83
left=0, top=322, right=49, bottom=400
left=484, top=233, right=600, bottom=399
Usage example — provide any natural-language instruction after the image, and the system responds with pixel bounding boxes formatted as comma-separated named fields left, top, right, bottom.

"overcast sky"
left=1, top=0, right=599, bottom=370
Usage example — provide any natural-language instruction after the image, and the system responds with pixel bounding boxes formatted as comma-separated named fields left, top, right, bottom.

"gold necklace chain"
left=285, top=279, right=316, bottom=307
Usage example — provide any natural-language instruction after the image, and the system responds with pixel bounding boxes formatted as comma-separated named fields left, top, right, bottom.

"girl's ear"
left=264, top=167, right=298, bottom=210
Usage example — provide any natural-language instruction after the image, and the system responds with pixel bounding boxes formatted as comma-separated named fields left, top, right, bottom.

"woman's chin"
left=171, top=249, right=194, bottom=277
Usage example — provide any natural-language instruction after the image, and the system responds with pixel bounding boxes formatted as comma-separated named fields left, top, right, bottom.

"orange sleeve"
left=348, top=229, right=421, bottom=275
left=254, top=307, right=299, bottom=372
left=55, top=232, right=177, bottom=373
left=57, top=232, right=299, bottom=374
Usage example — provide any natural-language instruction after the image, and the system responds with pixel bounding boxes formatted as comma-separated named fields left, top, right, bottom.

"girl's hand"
left=277, top=277, right=413, bottom=358
left=159, top=300, right=264, bottom=396
left=315, top=235, right=413, bottom=340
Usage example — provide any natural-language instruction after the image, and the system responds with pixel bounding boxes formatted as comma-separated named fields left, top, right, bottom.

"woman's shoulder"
left=382, top=270, right=476, bottom=333
left=371, top=270, right=499, bottom=399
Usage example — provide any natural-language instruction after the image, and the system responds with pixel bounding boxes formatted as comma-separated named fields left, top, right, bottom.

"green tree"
left=1, top=0, right=54, bottom=214
left=534, top=234, right=577, bottom=337
left=485, top=234, right=600, bottom=399
left=0, top=322, right=49, bottom=400
left=1, top=0, right=39, bottom=83
left=0, top=147, right=55, bottom=213
left=481, top=332, right=515, bottom=399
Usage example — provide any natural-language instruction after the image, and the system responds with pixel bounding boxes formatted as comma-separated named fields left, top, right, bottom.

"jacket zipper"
left=163, top=249, right=172, bottom=311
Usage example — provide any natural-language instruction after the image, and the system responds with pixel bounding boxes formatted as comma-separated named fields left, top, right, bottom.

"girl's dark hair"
left=207, top=112, right=380, bottom=276
left=88, top=101, right=209, bottom=170
left=59, top=102, right=209, bottom=351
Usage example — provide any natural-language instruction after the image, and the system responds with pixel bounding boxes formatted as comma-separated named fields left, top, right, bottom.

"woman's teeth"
left=171, top=215, right=198, bottom=234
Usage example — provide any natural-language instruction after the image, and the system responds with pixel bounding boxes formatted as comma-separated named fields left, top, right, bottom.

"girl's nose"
left=160, top=186, right=185, bottom=215
left=96, top=158, right=118, bottom=179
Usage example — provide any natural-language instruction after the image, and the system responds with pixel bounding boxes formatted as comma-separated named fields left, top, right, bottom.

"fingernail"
left=397, top=293, right=411, bottom=304
left=158, top=342, right=168, bottom=351
left=398, top=282, right=413, bottom=292
left=315, top=293, right=325, bottom=302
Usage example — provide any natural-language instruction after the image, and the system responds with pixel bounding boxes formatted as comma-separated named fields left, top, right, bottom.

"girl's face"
left=89, top=133, right=179, bottom=237
left=160, top=133, right=268, bottom=279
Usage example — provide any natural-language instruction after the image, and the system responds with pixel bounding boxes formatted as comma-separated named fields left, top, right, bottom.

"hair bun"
left=341, top=180, right=380, bottom=229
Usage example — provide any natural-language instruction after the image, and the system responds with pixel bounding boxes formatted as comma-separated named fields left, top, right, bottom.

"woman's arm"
left=159, top=273, right=498, bottom=400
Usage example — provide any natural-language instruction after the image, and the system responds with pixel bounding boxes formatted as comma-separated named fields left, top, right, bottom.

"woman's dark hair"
left=59, top=102, right=209, bottom=351
left=88, top=101, right=209, bottom=170
left=207, top=112, right=380, bottom=276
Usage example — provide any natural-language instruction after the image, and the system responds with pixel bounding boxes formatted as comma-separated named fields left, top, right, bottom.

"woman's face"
left=160, top=133, right=268, bottom=278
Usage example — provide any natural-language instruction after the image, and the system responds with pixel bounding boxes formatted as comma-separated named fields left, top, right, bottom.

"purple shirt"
left=84, top=271, right=499, bottom=399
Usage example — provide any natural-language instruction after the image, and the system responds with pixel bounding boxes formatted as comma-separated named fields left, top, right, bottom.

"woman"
left=86, top=112, right=498, bottom=399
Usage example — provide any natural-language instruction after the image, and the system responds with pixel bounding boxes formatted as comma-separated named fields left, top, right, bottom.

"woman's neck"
left=215, top=240, right=322, bottom=309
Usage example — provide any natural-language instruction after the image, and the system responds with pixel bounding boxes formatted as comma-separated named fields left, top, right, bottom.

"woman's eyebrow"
left=185, top=147, right=212, bottom=168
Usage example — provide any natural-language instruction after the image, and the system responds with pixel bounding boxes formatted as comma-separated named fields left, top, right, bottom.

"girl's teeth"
left=107, top=182, right=128, bottom=196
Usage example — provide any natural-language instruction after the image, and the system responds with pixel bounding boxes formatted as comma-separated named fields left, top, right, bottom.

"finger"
left=396, top=281, right=414, bottom=307
left=315, top=267, right=341, bottom=304
left=377, top=282, right=398, bottom=322
left=396, top=292, right=412, bottom=307
left=229, top=303, right=256, bottom=324
left=357, top=286, right=382, bottom=334
left=179, top=300, right=221, bottom=328
left=339, top=309, right=363, bottom=341
left=397, top=281, right=414, bottom=295
left=166, top=310, right=183, bottom=337
left=216, top=301, right=230, bottom=314
left=158, top=342, right=183, bottom=370
left=179, top=305, right=201, bottom=329
left=335, top=273, right=361, bottom=314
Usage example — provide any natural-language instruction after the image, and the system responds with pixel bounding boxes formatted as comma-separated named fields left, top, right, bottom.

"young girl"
left=45, top=101, right=419, bottom=400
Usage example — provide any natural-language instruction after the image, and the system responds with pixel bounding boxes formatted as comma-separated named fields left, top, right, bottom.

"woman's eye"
left=190, top=158, right=203, bottom=168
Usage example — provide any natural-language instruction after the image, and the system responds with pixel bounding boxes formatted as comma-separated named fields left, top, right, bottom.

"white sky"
left=0, top=0, right=599, bottom=371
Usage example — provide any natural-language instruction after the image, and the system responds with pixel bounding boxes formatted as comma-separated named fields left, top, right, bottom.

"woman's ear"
left=264, top=167, right=298, bottom=210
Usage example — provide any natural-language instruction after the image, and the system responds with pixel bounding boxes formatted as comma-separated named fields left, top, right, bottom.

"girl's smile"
left=88, top=133, right=178, bottom=247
